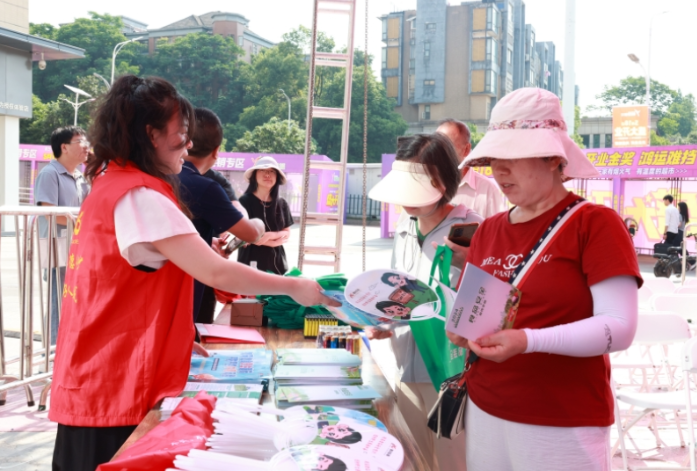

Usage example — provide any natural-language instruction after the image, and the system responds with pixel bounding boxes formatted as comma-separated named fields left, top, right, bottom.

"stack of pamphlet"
left=273, top=365, right=362, bottom=387
left=275, top=348, right=361, bottom=367
left=189, top=349, right=273, bottom=384
left=275, top=385, right=381, bottom=410
left=160, top=383, right=263, bottom=421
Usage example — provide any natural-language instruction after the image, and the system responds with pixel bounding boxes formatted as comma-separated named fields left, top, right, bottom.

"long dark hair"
left=395, top=133, right=461, bottom=206
left=245, top=169, right=286, bottom=228
left=679, top=202, right=690, bottom=224
left=87, top=75, right=195, bottom=212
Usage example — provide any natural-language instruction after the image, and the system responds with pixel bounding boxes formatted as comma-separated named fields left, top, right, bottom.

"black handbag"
left=427, top=351, right=478, bottom=439
left=427, top=198, right=589, bottom=439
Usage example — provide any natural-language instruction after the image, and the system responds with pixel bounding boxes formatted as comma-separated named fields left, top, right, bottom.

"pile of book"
left=188, top=349, right=273, bottom=384
left=160, top=382, right=263, bottom=421
left=273, top=348, right=363, bottom=387
left=273, top=365, right=362, bottom=387
left=275, top=384, right=381, bottom=410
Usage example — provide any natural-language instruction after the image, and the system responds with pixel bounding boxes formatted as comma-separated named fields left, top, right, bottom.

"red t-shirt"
left=465, top=192, right=642, bottom=427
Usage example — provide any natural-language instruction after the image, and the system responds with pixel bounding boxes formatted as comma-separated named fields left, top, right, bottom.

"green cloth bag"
left=408, top=245, right=466, bottom=390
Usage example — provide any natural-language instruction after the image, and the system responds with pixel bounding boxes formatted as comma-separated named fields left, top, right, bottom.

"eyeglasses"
left=69, top=139, right=90, bottom=147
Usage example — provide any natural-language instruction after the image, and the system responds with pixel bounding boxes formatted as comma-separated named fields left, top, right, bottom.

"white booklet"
left=445, top=263, right=520, bottom=341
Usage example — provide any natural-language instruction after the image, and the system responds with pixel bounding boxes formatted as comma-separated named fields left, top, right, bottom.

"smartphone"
left=447, top=223, right=479, bottom=247
left=221, top=234, right=246, bottom=255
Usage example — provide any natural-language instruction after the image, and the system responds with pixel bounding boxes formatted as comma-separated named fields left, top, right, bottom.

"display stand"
left=111, top=304, right=432, bottom=471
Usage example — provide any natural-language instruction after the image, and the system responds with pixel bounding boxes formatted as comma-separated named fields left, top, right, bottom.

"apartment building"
left=381, top=0, right=564, bottom=134
left=124, top=12, right=274, bottom=63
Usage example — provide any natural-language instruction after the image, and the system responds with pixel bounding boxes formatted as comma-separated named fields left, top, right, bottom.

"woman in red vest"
left=49, top=75, right=339, bottom=471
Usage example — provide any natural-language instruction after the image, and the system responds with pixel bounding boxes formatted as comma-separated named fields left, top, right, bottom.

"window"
left=409, top=58, right=415, bottom=71
left=487, top=7, right=500, bottom=34
left=382, top=18, right=387, bottom=41
left=424, top=105, right=431, bottom=120
left=605, top=134, right=613, bottom=148
left=239, top=36, right=244, bottom=47
left=471, top=70, right=497, bottom=94
left=471, top=38, right=498, bottom=63
left=424, top=41, right=431, bottom=60
left=426, top=22, right=436, bottom=31
left=387, top=17, right=400, bottom=40
left=474, top=6, right=500, bottom=34
left=387, top=47, right=399, bottom=68
left=507, top=48, right=513, bottom=65
left=592, top=134, right=601, bottom=149
left=381, top=48, right=387, bottom=69
left=424, top=79, right=435, bottom=97
left=410, top=38, right=416, bottom=47
left=386, top=77, right=399, bottom=98
left=581, top=135, right=590, bottom=148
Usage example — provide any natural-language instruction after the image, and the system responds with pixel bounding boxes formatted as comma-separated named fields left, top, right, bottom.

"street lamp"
left=93, top=73, right=111, bottom=91
left=111, top=36, right=144, bottom=84
left=279, top=89, right=291, bottom=132
left=61, top=85, right=95, bottom=126
left=627, top=11, right=668, bottom=140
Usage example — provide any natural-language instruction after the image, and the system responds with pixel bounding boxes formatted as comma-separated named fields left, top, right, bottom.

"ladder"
left=298, top=0, right=358, bottom=273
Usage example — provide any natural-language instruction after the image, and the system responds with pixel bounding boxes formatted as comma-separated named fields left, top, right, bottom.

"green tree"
left=312, top=50, right=408, bottom=163
left=140, top=33, right=246, bottom=125
left=282, top=25, right=336, bottom=54
left=233, top=117, right=316, bottom=154
left=468, top=123, right=485, bottom=148
left=592, top=76, right=677, bottom=118
left=658, top=92, right=696, bottom=138
left=30, top=13, right=141, bottom=102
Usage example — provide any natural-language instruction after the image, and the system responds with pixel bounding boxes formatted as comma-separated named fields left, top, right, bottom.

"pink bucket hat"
left=462, top=88, right=599, bottom=180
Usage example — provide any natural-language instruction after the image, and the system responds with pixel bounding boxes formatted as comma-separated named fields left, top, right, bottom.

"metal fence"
left=0, top=206, right=78, bottom=410
left=345, top=194, right=381, bottom=219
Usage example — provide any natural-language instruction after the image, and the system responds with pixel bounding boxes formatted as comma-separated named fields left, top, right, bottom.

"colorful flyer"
left=446, top=263, right=520, bottom=340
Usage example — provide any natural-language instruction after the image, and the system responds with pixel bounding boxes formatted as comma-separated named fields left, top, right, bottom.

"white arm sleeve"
left=114, top=187, right=197, bottom=268
left=523, top=276, right=638, bottom=357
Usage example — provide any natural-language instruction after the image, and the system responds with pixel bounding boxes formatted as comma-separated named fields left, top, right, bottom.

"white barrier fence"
left=0, top=206, right=79, bottom=410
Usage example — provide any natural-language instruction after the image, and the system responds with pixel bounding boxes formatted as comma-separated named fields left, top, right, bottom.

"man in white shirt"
left=663, top=194, right=680, bottom=246
left=436, top=119, right=505, bottom=218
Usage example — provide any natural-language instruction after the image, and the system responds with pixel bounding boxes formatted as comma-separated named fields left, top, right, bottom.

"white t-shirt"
left=114, top=187, right=197, bottom=269
left=450, top=169, right=506, bottom=219
left=665, top=204, right=680, bottom=233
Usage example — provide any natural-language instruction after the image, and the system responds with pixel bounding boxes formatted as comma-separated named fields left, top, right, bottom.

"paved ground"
left=0, top=227, right=694, bottom=470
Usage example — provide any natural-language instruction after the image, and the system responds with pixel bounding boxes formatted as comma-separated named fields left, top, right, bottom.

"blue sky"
left=29, top=0, right=697, bottom=114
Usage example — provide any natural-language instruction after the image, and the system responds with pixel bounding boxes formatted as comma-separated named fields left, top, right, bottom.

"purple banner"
left=584, top=145, right=697, bottom=178
left=210, top=152, right=332, bottom=173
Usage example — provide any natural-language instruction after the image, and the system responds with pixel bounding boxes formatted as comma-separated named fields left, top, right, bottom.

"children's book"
left=276, top=348, right=361, bottom=367
left=188, top=349, right=273, bottom=383
left=273, top=365, right=362, bottom=386
left=275, top=385, right=381, bottom=410
left=161, top=383, right=263, bottom=420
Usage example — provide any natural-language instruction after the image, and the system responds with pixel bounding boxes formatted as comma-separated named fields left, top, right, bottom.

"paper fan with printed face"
left=344, top=269, right=442, bottom=322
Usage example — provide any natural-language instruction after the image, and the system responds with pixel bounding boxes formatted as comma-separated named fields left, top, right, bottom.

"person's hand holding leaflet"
left=448, top=276, right=637, bottom=362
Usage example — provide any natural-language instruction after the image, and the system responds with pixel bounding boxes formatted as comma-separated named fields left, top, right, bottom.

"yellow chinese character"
left=638, top=151, right=655, bottom=166
left=68, top=254, right=75, bottom=270
left=76, top=256, right=84, bottom=269
left=608, top=152, right=622, bottom=166
left=667, top=150, right=683, bottom=165
left=596, top=152, right=609, bottom=167
left=683, top=150, right=697, bottom=165
left=619, top=152, right=635, bottom=166
left=653, top=151, right=668, bottom=166
left=73, top=212, right=83, bottom=235
left=586, top=152, right=598, bottom=165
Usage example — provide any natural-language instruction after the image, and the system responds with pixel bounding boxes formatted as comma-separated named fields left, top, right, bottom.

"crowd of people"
left=37, top=76, right=643, bottom=471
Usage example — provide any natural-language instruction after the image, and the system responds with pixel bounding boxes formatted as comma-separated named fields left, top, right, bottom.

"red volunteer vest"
left=49, top=161, right=194, bottom=427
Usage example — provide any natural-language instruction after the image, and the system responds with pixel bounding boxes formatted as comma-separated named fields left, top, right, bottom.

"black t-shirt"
left=237, top=193, right=294, bottom=274
left=178, top=161, right=244, bottom=320
left=204, top=169, right=237, bottom=201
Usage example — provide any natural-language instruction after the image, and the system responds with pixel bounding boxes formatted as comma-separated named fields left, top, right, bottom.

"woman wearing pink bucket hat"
left=447, top=88, right=643, bottom=470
